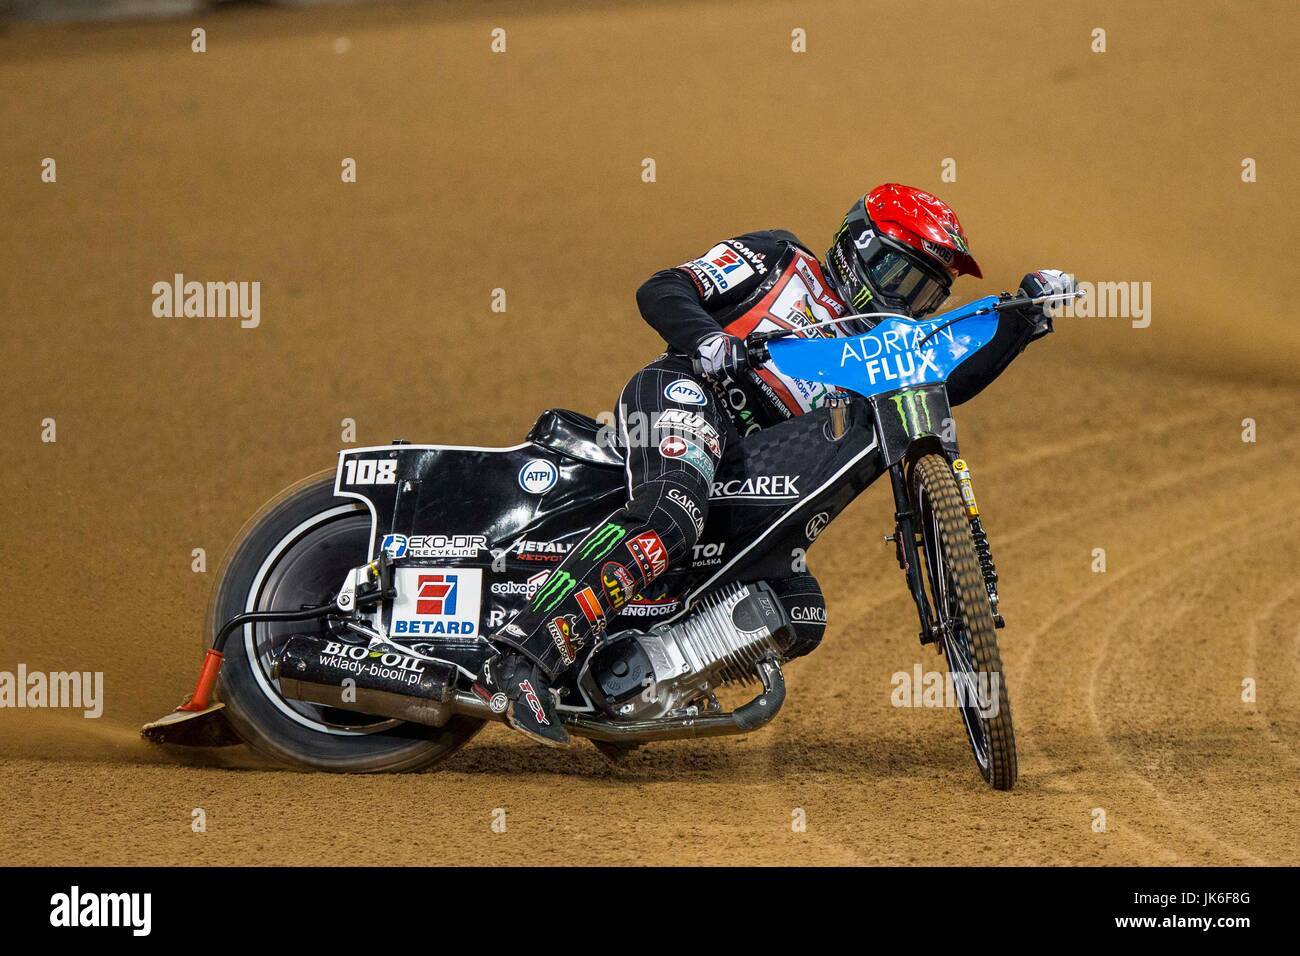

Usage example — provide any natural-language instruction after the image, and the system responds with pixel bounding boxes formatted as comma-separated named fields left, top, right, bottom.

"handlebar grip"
left=691, top=343, right=762, bottom=381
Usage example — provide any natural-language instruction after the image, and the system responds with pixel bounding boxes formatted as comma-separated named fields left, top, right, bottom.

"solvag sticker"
left=518, top=458, right=558, bottom=494
left=664, top=378, right=707, bottom=406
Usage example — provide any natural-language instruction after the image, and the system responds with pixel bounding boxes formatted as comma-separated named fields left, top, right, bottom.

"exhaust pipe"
left=272, top=635, right=459, bottom=727
left=445, top=657, right=787, bottom=742
left=274, top=635, right=785, bottom=744
left=562, top=658, right=786, bottom=742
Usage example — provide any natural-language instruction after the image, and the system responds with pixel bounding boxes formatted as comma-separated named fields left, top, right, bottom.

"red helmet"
left=825, top=184, right=982, bottom=319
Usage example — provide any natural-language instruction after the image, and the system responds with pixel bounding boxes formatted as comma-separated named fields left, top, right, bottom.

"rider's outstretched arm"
left=948, top=270, right=1070, bottom=406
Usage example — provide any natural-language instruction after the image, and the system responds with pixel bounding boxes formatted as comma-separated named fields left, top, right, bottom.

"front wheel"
left=209, top=472, right=484, bottom=772
left=910, top=454, right=1018, bottom=790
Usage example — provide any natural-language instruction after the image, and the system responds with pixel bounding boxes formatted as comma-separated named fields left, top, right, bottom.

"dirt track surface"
left=2, top=0, right=1298, bottom=865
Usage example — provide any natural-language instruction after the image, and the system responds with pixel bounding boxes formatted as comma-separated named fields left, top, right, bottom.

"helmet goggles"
left=856, top=233, right=952, bottom=316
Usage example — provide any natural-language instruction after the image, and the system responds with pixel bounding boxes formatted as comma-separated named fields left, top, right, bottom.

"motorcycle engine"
left=582, top=581, right=793, bottom=720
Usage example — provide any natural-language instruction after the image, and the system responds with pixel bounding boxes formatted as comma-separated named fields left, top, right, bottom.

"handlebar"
left=743, top=289, right=1085, bottom=349
left=691, top=288, right=1086, bottom=380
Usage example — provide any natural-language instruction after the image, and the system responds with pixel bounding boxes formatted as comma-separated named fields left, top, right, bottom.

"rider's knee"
left=768, top=574, right=827, bottom=659
left=626, top=473, right=710, bottom=556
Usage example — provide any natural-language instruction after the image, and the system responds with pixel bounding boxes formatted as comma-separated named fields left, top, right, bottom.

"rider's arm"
left=946, top=310, right=1043, bottom=406
left=947, top=271, right=1066, bottom=406
left=636, top=232, right=786, bottom=355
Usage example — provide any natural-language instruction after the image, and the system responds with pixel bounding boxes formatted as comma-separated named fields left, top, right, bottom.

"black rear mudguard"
left=334, top=413, right=625, bottom=643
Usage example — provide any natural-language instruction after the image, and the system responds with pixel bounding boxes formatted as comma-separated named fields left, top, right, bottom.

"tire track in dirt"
left=1242, top=581, right=1300, bottom=767
left=1084, top=521, right=1300, bottom=865
left=1011, top=437, right=1300, bottom=863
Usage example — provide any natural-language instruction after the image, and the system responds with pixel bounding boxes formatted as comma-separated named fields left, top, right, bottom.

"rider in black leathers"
left=476, top=183, right=1074, bottom=747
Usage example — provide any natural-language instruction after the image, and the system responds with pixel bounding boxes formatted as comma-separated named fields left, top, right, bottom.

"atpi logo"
left=664, top=379, right=707, bottom=406
left=518, top=459, right=558, bottom=494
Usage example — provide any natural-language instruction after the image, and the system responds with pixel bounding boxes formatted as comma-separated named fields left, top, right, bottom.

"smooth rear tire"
left=209, top=472, right=484, bottom=772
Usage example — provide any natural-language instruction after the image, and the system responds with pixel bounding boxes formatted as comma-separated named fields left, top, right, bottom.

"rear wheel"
left=209, top=472, right=484, bottom=772
left=910, top=454, right=1018, bottom=790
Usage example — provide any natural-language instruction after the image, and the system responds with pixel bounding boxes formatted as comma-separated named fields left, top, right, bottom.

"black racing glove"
left=1013, top=269, right=1075, bottom=339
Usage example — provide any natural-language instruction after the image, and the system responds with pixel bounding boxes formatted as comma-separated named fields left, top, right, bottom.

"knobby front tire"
left=910, top=454, right=1018, bottom=790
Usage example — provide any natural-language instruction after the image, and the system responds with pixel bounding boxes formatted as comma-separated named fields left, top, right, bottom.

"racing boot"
left=476, top=650, right=570, bottom=748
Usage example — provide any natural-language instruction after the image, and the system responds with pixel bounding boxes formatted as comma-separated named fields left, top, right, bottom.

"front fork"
left=951, top=457, right=1006, bottom=629
left=886, top=456, right=1006, bottom=651
left=886, top=465, right=939, bottom=646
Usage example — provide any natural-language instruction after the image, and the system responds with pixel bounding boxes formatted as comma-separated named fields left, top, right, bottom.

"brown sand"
left=1, top=0, right=1297, bottom=865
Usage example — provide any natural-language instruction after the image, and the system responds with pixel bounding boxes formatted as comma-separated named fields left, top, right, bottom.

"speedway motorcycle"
left=144, top=289, right=1079, bottom=790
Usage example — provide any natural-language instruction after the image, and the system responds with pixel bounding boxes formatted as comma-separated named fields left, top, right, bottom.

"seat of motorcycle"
left=527, top=408, right=625, bottom=468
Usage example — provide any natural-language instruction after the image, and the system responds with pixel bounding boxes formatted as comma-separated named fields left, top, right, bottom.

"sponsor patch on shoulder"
left=658, top=435, right=714, bottom=481
left=680, top=242, right=756, bottom=299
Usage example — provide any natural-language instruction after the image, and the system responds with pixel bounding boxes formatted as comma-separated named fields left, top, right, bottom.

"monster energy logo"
left=852, top=285, right=873, bottom=307
left=890, top=389, right=935, bottom=435
left=578, top=523, right=626, bottom=561
left=532, top=570, right=576, bottom=613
